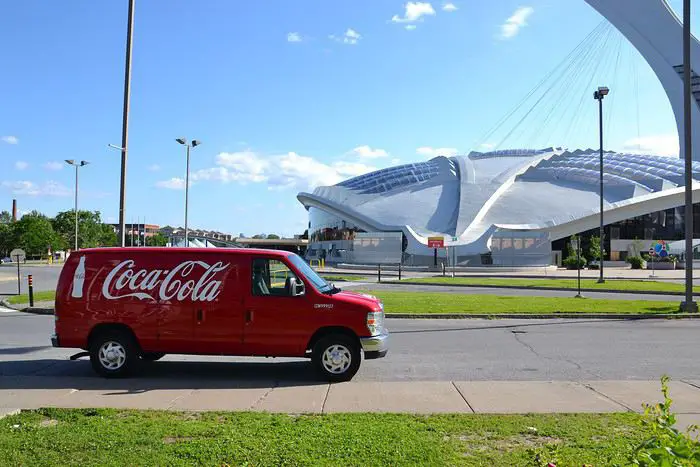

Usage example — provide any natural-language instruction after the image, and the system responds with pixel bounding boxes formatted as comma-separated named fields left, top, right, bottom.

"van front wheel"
left=89, top=331, right=138, bottom=378
left=312, top=334, right=361, bottom=382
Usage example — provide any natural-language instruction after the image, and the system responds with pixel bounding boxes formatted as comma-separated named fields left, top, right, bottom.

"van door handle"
left=196, top=309, right=203, bottom=322
left=245, top=310, right=253, bottom=323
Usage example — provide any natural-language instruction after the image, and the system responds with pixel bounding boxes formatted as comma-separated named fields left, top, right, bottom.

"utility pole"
left=118, top=0, right=135, bottom=247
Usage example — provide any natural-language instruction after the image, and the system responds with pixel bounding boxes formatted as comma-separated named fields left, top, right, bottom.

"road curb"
left=388, top=280, right=699, bottom=296
left=386, top=313, right=700, bottom=319
left=19, top=307, right=55, bottom=315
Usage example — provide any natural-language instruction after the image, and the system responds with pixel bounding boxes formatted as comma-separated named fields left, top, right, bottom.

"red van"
left=51, top=248, right=388, bottom=381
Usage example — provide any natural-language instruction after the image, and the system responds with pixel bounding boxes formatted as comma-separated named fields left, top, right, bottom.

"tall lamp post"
left=117, top=0, right=136, bottom=248
left=681, top=0, right=697, bottom=312
left=594, top=86, right=609, bottom=284
left=175, top=138, right=201, bottom=247
left=65, top=160, right=89, bottom=252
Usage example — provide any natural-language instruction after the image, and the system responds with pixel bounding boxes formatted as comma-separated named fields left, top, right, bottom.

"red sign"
left=428, top=236, right=444, bottom=248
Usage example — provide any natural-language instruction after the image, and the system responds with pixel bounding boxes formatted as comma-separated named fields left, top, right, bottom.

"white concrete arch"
left=584, top=0, right=700, bottom=160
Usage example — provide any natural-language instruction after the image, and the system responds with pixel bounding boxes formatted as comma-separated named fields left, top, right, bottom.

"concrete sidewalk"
left=2, top=377, right=699, bottom=430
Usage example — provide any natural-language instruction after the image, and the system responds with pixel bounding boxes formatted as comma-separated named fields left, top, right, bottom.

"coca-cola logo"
left=102, top=260, right=230, bottom=302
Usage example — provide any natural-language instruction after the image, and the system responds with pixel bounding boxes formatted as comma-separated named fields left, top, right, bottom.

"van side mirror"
left=286, top=277, right=305, bottom=297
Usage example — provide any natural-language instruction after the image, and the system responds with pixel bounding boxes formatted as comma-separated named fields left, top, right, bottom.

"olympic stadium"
left=298, top=0, right=700, bottom=266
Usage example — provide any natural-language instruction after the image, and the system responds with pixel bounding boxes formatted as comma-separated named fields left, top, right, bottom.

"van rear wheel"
left=89, top=330, right=138, bottom=378
left=312, top=334, right=361, bottom=382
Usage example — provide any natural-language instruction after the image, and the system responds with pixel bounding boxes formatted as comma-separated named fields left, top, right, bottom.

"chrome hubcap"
left=322, top=344, right=351, bottom=374
left=98, top=341, right=126, bottom=370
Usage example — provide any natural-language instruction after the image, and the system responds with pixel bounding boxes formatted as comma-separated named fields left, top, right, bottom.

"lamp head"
left=80, top=160, right=90, bottom=167
left=191, top=140, right=201, bottom=147
left=176, top=138, right=187, bottom=145
left=65, top=159, right=75, bottom=166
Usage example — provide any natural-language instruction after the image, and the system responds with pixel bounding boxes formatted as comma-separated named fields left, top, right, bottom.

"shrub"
left=563, top=255, right=586, bottom=269
left=626, top=375, right=700, bottom=466
left=627, top=256, right=645, bottom=269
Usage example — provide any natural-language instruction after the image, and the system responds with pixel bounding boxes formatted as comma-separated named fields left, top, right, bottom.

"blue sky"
left=0, top=0, right=696, bottom=236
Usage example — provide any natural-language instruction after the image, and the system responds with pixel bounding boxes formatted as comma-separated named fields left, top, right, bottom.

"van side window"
left=251, top=258, right=299, bottom=297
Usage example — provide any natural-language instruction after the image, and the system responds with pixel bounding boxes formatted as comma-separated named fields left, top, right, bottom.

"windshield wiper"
left=323, top=283, right=342, bottom=295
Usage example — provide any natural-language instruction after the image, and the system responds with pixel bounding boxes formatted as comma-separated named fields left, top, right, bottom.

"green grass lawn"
left=5, top=290, right=55, bottom=305
left=400, top=276, right=697, bottom=294
left=361, top=289, right=679, bottom=315
left=0, top=408, right=650, bottom=466
left=322, top=275, right=368, bottom=282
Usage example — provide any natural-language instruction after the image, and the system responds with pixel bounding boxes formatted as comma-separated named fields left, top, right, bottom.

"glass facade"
left=309, top=207, right=365, bottom=242
left=552, top=202, right=700, bottom=259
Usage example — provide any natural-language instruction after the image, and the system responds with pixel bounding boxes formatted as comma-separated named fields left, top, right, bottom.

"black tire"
left=140, top=352, right=166, bottom=362
left=89, top=330, right=139, bottom=378
left=312, top=334, right=361, bottom=382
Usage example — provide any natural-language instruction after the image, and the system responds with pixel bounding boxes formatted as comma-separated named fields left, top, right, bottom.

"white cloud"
left=14, top=161, right=28, bottom=170
left=43, top=161, right=63, bottom=171
left=391, top=158, right=402, bottom=165
left=148, top=164, right=161, bottom=172
left=1, top=180, right=71, bottom=197
left=2, top=136, right=18, bottom=145
left=287, top=32, right=303, bottom=43
left=163, top=149, right=378, bottom=192
left=405, top=25, right=417, bottom=31
left=479, top=143, right=495, bottom=150
left=416, top=146, right=459, bottom=157
left=214, top=151, right=270, bottom=182
left=621, top=134, right=679, bottom=156
left=347, top=145, right=389, bottom=159
left=500, top=6, right=534, bottom=40
left=330, top=28, right=362, bottom=45
left=156, top=178, right=187, bottom=190
left=442, top=2, right=458, bottom=12
left=391, top=2, right=436, bottom=23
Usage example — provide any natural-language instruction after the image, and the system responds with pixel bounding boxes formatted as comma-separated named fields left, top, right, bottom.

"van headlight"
left=366, top=310, right=384, bottom=336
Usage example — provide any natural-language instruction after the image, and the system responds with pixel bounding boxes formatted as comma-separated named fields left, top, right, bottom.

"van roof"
left=78, top=247, right=295, bottom=257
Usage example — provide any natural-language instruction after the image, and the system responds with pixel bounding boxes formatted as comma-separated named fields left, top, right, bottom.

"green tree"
left=266, top=234, right=280, bottom=240
left=0, top=210, right=12, bottom=224
left=97, top=224, right=118, bottom=247
left=146, top=232, right=168, bottom=247
left=0, top=222, right=16, bottom=257
left=588, top=235, right=602, bottom=262
left=52, top=210, right=113, bottom=249
left=14, top=211, right=62, bottom=256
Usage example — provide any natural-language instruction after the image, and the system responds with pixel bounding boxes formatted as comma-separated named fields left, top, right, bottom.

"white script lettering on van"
left=101, top=260, right=230, bottom=302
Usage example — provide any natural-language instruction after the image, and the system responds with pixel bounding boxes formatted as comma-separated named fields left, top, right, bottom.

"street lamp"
left=65, top=160, right=89, bottom=252
left=175, top=138, right=201, bottom=247
left=593, top=86, right=609, bottom=284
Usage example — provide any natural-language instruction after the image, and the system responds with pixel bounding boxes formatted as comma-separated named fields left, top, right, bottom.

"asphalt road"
left=0, top=264, right=63, bottom=295
left=1, top=310, right=698, bottom=383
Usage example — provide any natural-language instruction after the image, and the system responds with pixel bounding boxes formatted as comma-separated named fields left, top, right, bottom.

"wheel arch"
left=306, top=326, right=360, bottom=354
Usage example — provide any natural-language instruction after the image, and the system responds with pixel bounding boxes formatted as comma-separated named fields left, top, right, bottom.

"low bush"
left=627, top=256, right=645, bottom=269
left=563, top=256, right=587, bottom=270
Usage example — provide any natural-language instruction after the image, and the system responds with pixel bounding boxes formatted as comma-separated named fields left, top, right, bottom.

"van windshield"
left=288, top=254, right=333, bottom=293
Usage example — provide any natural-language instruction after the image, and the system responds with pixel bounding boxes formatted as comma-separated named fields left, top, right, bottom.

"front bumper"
left=360, top=329, right=389, bottom=359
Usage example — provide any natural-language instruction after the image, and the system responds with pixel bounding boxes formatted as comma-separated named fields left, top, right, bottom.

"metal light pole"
left=65, top=160, right=89, bottom=251
left=594, top=86, right=609, bottom=284
left=681, top=0, right=698, bottom=312
left=176, top=138, right=201, bottom=247
left=118, top=0, right=135, bottom=248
